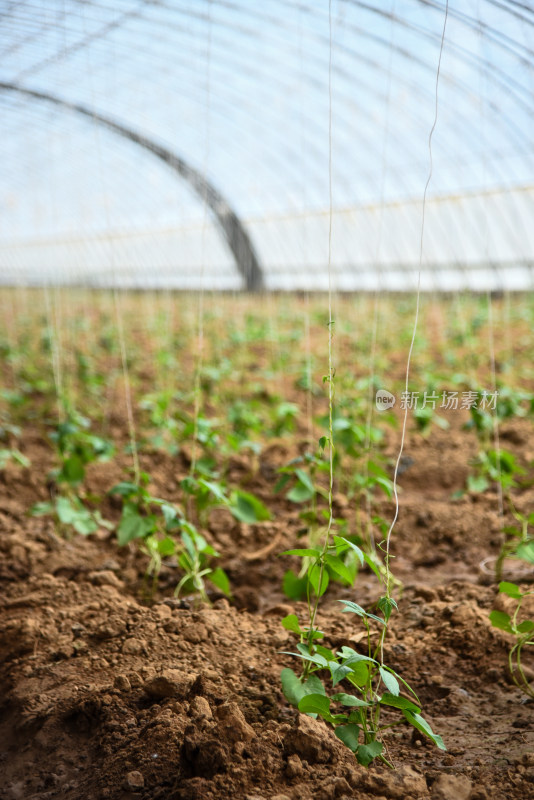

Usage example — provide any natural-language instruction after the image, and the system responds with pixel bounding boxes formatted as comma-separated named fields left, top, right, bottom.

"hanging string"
left=385, top=0, right=450, bottom=591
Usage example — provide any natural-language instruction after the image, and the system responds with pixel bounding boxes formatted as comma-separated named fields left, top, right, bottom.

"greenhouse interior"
left=1, top=3, right=534, bottom=800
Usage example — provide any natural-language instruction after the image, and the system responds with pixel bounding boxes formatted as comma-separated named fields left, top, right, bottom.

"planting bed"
left=0, top=290, right=533, bottom=800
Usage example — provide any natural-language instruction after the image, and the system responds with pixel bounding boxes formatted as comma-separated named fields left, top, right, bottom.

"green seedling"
left=200, top=359, right=233, bottom=393
left=75, top=350, right=106, bottom=399
left=49, top=413, right=114, bottom=486
left=275, top=452, right=328, bottom=506
left=281, top=599, right=445, bottom=767
left=413, top=405, right=449, bottom=437
left=31, top=494, right=112, bottom=536
left=319, top=408, right=394, bottom=513
left=0, top=448, right=30, bottom=470
left=30, top=412, right=114, bottom=536
left=490, top=581, right=534, bottom=699
left=464, top=386, right=532, bottom=451
left=276, top=451, right=345, bottom=600
left=279, top=310, right=445, bottom=769
left=464, top=402, right=494, bottom=450
left=271, top=401, right=299, bottom=437
left=225, top=399, right=263, bottom=453
left=466, top=448, right=524, bottom=496
left=295, top=363, right=320, bottom=395
left=179, top=411, right=220, bottom=454
left=181, top=474, right=271, bottom=527
left=109, top=474, right=231, bottom=602
left=139, top=390, right=180, bottom=454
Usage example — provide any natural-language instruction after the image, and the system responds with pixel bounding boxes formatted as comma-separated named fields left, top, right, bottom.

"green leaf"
left=335, top=723, right=360, bottom=753
left=332, top=692, right=370, bottom=708
left=283, top=548, right=321, bottom=558
left=208, top=567, right=231, bottom=596
left=385, top=668, right=421, bottom=702
left=516, top=540, right=534, bottom=564
left=157, top=536, right=176, bottom=556
left=489, top=609, right=513, bottom=633
left=339, top=600, right=385, bottom=625
left=517, top=620, right=534, bottom=634
left=379, top=666, right=400, bottom=696
left=280, top=668, right=302, bottom=707
left=281, top=614, right=303, bottom=635
left=295, top=468, right=315, bottom=493
left=298, top=693, right=331, bottom=716
left=30, top=501, right=54, bottom=517
left=379, top=693, right=420, bottom=713
left=117, top=505, right=154, bottom=545
left=160, top=503, right=179, bottom=527
left=403, top=710, right=446, bottom=750
left=55, top=496, right=80, bottom=524
left=61, top=455, right=85, bottom=485
left=1, top=449, right=30, bottom=468
left=304, top=674, right=326, bottom=696
left=498, top=581, right=522, bottom=599
left=357, top=740, right=383, bottom=766
left=348, top=662, right=370, bottom=686
left=274, top=473, right=291, bottom=493
left=287, top=482, right=315, bottom=503
left=338, top=599, right=366, bottom=617
left=377, top=596, right=398, bottom=621
left=333, top=536, right=364, bottom=566
left=338, top=646, right=377, bottom=666
left=374, top=476, right=394, bottom=499
left=280, top=668, right=325, bottom=708
left=109, top=481, right=139, bottom=497
left=72, top=513, right=98, bottom=536
left=296, top=643, right=328, bottom=667
left=302, top=628, right=325, bottom=642
left=229, top=490, right=271, bottom=523
left=198, top=478, right=228, bottom=503
left=308, top=563, right=329, bottom=597
left=318, top=436, right=329, bottom=450
left=314, top=644, right=334, bottom=660
left=282, top=569, right=308, bottom=600
left=363, top=552, right=383, bottom=581
left=329, top=663, right=354, bottom=686
left=54, top=497, right=97, bottom=535
left=467, top=474, right=489, bottom=493
left=325, top=554, right=355, bottom=585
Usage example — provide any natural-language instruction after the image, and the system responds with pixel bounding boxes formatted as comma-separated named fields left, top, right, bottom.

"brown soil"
left=1, top=292, right=534, bottom=800
left=2, top=416, right=534, bottom=800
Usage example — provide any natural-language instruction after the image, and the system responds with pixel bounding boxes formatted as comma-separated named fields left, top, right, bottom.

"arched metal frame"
left=0, top=82, right=264, bottom=292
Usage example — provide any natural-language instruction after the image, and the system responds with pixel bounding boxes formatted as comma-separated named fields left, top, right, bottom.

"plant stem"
left=303, top=319, right=335, bottom=677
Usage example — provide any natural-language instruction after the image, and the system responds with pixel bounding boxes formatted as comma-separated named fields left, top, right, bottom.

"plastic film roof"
left=1, top=1, right=533, bottom=290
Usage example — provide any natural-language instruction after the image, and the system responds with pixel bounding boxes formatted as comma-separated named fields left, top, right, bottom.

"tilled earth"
left=1, top=413, right=534, bottom=799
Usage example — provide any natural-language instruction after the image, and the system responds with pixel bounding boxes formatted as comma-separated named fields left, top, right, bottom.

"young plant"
left=30, top=412, right=113, bottom=536
left=139, top=389, right=180, bottom=455
left=279, top=317, right=444, bottom=768
left=271, top=401, right=299, bottom=437
left=276, top=451, right=350, bottom=600
left=466, top=447, right=524, bottom=496
left=413, top=404, right=449, bottom=437
left=181, top=473, right=271, bottom=528
left=226, top=398, right=263, bottom=453
left=0, top=448, right=30, bottom=470
left=490, top=581, right=534, bottom=699
left=281, top=597, right=445, bottom=767
left=109, top=473, right=231, bottom=602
